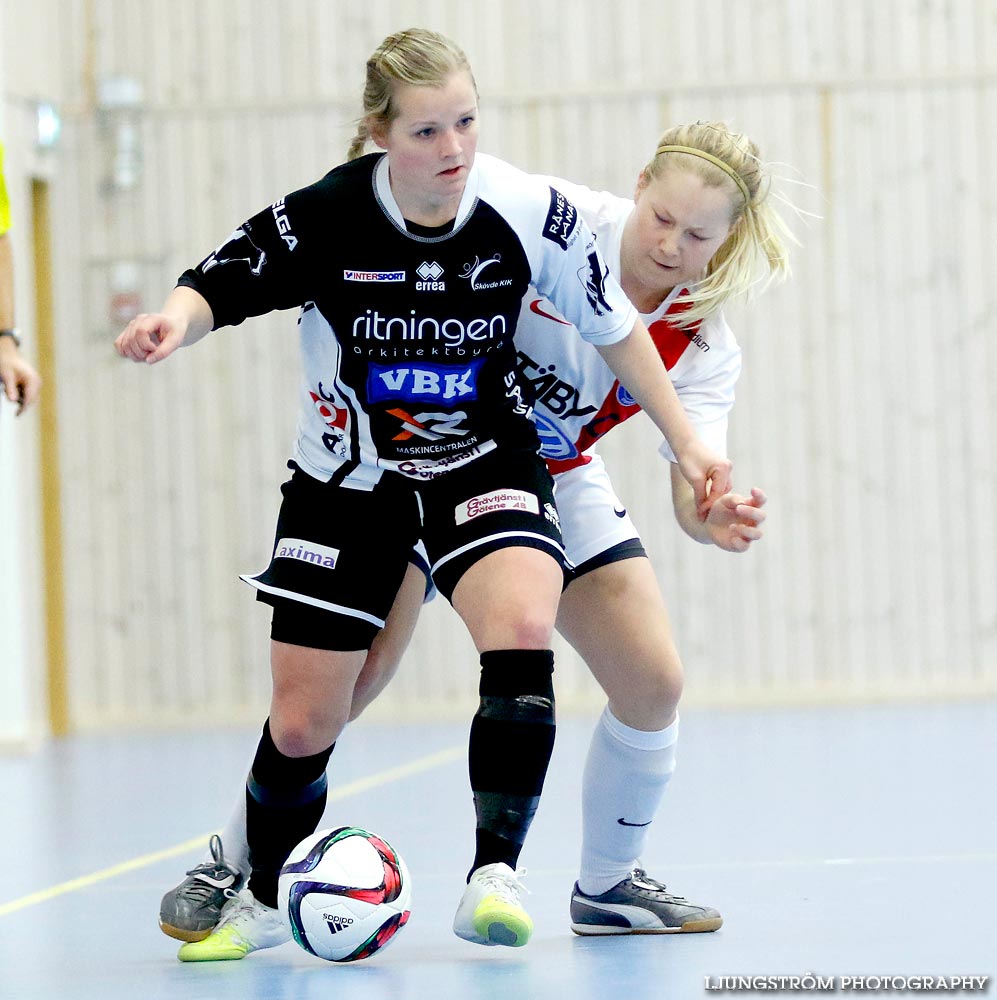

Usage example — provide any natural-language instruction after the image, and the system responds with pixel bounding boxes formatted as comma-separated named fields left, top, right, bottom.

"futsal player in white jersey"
left=117, top=31, right=732, bottom=960
left=157, top=119, right=795, bottom=946
left=516, top=120, right=793, bottom=934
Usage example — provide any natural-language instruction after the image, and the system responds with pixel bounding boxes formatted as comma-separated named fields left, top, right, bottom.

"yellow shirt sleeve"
left=0, top=142, right=11, bottom=235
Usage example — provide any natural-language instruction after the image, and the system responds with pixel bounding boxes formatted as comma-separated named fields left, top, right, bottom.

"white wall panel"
left=3, top=0, right=995, bottom=731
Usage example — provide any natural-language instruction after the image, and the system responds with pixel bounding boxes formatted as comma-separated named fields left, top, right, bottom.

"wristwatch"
left=0, top=328, right=21, bottom=347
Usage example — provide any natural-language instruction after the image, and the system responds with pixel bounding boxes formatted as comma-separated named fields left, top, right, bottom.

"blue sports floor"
left=1, top=702, right=994, bottom=999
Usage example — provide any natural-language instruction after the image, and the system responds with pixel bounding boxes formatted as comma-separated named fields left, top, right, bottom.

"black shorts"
left=244, top=449, right=564, bottom=648
left=244, top=467, right=421, bottom=649
left=418, top=446, right=564, bottom=601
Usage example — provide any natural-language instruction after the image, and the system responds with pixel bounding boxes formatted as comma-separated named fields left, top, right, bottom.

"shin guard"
left=468, top=649, right=556, bottom=876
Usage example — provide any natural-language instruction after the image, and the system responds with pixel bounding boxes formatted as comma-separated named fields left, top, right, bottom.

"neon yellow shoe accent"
left=178, top=923, right=254, bottom=962
left=453, top=863, right=533, bottom=947
left=472, top=896, right=533, bottom=947
left=177, top=889, right=289, bottom=962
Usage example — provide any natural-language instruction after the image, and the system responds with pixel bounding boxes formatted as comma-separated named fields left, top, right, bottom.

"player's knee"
left=647, top=666, right=684, bottom=718
left=270, top=707, right=344, bottom=758
left=503, top=609, right=556, bottom=650
left=609, top=656, right=684, bottom=727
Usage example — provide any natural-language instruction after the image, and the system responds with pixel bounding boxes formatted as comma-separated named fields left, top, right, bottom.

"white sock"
left=201, top=746, right=255, bottom=877
left=577, top=706, right=679, bottom=896
left=213, top=790, right=250, bottom=878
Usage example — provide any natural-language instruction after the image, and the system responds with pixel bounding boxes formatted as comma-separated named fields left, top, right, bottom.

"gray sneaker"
left=159, top=835, right=245, bottom=942
left=570, top=868, right=723, bottom=935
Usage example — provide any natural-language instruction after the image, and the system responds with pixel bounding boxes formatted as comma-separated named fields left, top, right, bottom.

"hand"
left=114, top=312, right=188, bottom=364
left=704, top=488, right=767, bottom=552
left=675, top=440, right=733, bottom=517
left=0, top=345, right=42, bottom=415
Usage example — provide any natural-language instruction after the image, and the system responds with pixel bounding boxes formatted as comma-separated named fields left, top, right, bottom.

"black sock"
left=467, top=649, right=556, bottom=879
left=245, top=719, right=335, bottom=908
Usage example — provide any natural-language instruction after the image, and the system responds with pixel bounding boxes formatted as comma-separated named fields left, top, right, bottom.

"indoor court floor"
left=1, top=701, right=994, bottom=999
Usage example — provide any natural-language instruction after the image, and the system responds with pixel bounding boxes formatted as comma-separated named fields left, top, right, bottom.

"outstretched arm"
left=597, top=318, right=733, bottom=512
left=0, top=233, right=41, bottom=414
left=0, top=338, right=41, bottom=414
left=114, top=286, right=214, bottom=364
left=670, top=463, right=766, bottom=552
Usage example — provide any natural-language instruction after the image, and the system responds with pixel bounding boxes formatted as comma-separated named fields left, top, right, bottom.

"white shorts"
left=553, top=452, right=642, bottom=569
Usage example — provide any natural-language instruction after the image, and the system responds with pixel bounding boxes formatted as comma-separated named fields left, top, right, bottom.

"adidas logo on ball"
left=324, top=915, right=354, bottom=934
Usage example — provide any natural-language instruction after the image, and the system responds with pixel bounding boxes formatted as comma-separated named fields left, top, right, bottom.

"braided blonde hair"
left=347, top=29, right=477, bottom=161
left=644, top=121, right=795, bottom=327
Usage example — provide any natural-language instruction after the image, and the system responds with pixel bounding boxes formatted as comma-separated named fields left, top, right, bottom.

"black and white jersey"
left=179, top=152, right=637, bottom=489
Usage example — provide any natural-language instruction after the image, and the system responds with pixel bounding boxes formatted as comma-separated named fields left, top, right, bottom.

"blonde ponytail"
left=347, top=120, right=371, bottom=162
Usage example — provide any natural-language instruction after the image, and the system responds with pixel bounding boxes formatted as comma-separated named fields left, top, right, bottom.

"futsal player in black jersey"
left=116, top=28, right=731, bottom=957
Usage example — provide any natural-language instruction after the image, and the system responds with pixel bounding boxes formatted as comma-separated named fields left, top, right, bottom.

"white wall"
left=3, top=0, right=996, bottom=733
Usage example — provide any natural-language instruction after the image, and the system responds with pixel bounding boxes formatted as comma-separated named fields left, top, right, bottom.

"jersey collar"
left=372, top=153, right=480, bottom=238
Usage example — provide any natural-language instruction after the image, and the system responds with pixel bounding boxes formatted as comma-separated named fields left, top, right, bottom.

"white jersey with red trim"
left=512, top=177, right=742, bottom=474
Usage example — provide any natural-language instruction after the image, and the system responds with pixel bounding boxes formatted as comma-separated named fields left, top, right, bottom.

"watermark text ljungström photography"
left=703, top=974, right=990, bottom=993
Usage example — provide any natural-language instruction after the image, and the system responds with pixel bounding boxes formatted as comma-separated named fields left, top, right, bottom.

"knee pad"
left=477, top=649, right=555, bottom=725
left=470, top=650, right=556, bottom=803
